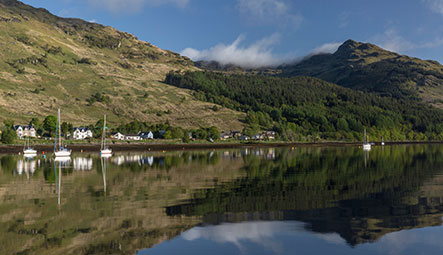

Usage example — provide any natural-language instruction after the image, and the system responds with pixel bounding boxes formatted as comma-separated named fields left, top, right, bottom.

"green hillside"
left=0, top=0, right=244, bottom=130
left=281, top=40, right=443, bottom=109
left=165, top=71, right=443, bottom=141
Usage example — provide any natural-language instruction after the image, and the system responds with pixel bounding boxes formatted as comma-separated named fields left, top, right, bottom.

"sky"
left=19, top=0, right=443, bottom=68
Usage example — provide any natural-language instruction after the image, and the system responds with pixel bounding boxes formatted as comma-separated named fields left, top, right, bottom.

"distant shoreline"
left=0, top=141, right=442, bottom=154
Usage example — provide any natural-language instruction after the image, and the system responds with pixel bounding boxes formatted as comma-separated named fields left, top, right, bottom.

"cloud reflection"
left=182, top=221, right=304, bottom=254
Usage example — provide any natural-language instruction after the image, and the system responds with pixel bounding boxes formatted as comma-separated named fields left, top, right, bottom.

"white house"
left=72, top=127, right=93, bottom=140
left=111, top=132, right=125, bottom=140
left=125, top=134, right=141, bottom=141
left=13, top=125, right=36, bottom=139
left=139, top=131, right=154, bottom=139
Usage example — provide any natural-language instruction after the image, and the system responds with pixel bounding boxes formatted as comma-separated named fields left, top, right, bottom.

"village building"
left=13, top=125, right=36, bottom=139
left=72, top=127, right=93, bottom=140
left=125, top=134, right=142, bottom=141
left=111, top=132, right=125, bottom=140
left=139, top=131, right=154, bottom=139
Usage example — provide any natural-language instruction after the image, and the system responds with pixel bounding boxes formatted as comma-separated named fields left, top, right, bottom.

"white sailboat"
left=100, top=114, right=112, bottom=156
left=54, top=108, right=71, bottom=158
left=363, top=128, right=371, bottom=151
left=23, top=136, right=37, bottom=156
left=381, top=137, right=385, bottom=146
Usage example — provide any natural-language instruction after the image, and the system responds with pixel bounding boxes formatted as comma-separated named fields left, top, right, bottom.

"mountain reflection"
left=0, top=145, right=441, bottom=254
left=166, top=145, right=443, bottom=246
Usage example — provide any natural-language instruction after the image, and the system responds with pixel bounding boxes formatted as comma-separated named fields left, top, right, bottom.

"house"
left=13, top=125, right=36, bottom=139
left=232, top=131, right=242, bottom=138
left=139, top=131, right=154, bottom=139
left=264, top=131, right=276, bottom=140
left=239, top=135, right=250, bottom=141
left=72, top=127, right=93, bottom=140
left=125, top=134, right=142, bottom=141
left=220, top=131, right=233, bottom=140
left=111, top=132, right=125, bottom=140
left=252, top=133, right=266, bottom=140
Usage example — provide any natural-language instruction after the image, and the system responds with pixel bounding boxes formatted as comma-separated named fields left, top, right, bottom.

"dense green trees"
left=165, top=71, right=443, bottom=141
left=1, top=120, right=16, bottom=144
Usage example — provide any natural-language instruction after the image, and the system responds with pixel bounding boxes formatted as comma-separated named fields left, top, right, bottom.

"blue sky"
left=20, top=0, right=443, bottom=67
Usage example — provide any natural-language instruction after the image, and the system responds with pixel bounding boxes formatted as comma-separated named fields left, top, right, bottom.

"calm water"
left=1, top=145, right=442, bottom=255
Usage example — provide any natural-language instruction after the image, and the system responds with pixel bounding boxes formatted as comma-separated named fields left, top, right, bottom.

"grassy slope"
left=282, top=40, right=443, bottom=109
left=0, top=0, right=244, bottom=130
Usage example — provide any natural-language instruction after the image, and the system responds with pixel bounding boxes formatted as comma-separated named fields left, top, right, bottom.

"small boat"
left=381, top=137, right=385, bottom=146
left=23, top=137, right=37, bottom=156
left=100, top=114, right=112, bottom=156
left=54, top=108, right=71, bottom=158
left=363, top=129, right=371, bottom=151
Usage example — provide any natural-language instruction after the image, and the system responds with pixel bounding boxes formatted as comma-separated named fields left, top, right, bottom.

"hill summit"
left=281, top=39, right=443, bottom=109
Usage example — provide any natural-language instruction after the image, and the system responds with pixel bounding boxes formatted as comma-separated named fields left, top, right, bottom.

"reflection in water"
left=182, top=221, right=302, bottom=254
left=0, top=145, right=441, bottom=255
left=73, top=157, right=93, bottom=171
left=16, top=158, right=37, bottom=177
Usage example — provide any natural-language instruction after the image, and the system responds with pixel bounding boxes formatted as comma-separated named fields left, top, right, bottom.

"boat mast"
left=101, top=115, right=106, bottom=150
left=58, top=108, right=61, bottom=149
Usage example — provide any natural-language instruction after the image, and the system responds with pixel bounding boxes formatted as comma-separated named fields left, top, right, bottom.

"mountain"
left=0, top=0, right=244, bottom=130
left=280, top=40, right=443, bottom=109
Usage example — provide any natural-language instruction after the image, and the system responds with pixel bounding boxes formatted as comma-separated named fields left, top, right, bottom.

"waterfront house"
left=264, top=131, right=276, bottom=140
left=111, top=132, right=125, bottom=140
left=221, top=131, right=233, bottom=140
left=72, top=127, right=93, bottom=140
left=125, top=134, right=142, bottom=141
left=13, top=125, right=36, bottom=139
left=139, top=131, right=154, bottom=139
left=239, top=135, right=250, bottom=141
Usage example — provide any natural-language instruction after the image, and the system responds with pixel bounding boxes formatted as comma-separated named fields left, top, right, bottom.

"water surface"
left=1, top=145, right=442, bottom=255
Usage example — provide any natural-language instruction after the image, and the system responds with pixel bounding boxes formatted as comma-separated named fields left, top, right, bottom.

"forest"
left=165, top=71, right=443, bottom=141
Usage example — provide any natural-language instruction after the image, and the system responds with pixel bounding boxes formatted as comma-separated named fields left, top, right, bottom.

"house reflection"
left=73, top=157, right=93, bottom=171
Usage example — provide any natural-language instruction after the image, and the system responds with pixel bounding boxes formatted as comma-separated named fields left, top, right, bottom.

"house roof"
left=74, top=127, right=91, bottom=132
left=13, top=125, right=35, bottom=130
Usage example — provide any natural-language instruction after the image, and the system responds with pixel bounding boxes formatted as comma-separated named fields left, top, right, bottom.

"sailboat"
left=54, top=108, right=71, bottom=157
left=381, top=137, right=385, bottom=146
left=23, top=136, right=37, bottom=156
left=100, top=114, right=112, bottom=156
left=363, top=128, right=371, bottom=151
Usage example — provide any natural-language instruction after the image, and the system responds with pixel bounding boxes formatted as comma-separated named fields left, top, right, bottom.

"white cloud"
left=236, top=0, right=303, bottom=29
left=309, top=42, right=341, bottom=55
left=371, top=29, right=443, bottom=54
left=181, top=34, right=285, bottom=68
left=372, top=29, right=416, bottom=53
left=88, top=0, right=189, bottom=12
left=423, top=0, right=443, bottom=15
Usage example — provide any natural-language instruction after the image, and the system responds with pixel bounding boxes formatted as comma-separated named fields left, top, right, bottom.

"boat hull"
left=100, top=149, right=112, bottom=156
left=23, top=149, right=37, bottom=155
left=54, top=150, right=71, bottom=157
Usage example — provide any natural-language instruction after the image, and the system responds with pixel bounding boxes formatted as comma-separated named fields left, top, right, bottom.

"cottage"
left=239, top=135, right=250, bottom=141
left=125, top=134, right=142, bottom=141
left=13, top=125, right=36, bottom=139
left=220, top=131, right=233, bottom=140
left=264, top=131, right=276, bottom=140
left=111, top=132, right=125, bottom=140
left=72, top=127, right=93, bottom=140
left=139, top=131, right=154, bottom=139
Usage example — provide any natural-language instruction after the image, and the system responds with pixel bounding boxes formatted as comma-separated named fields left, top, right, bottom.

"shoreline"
left=0, top=141, right=442, bottom=154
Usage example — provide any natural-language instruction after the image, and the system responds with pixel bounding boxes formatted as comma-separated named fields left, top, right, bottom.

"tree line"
left=165, top=71, right=443, bottom=141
